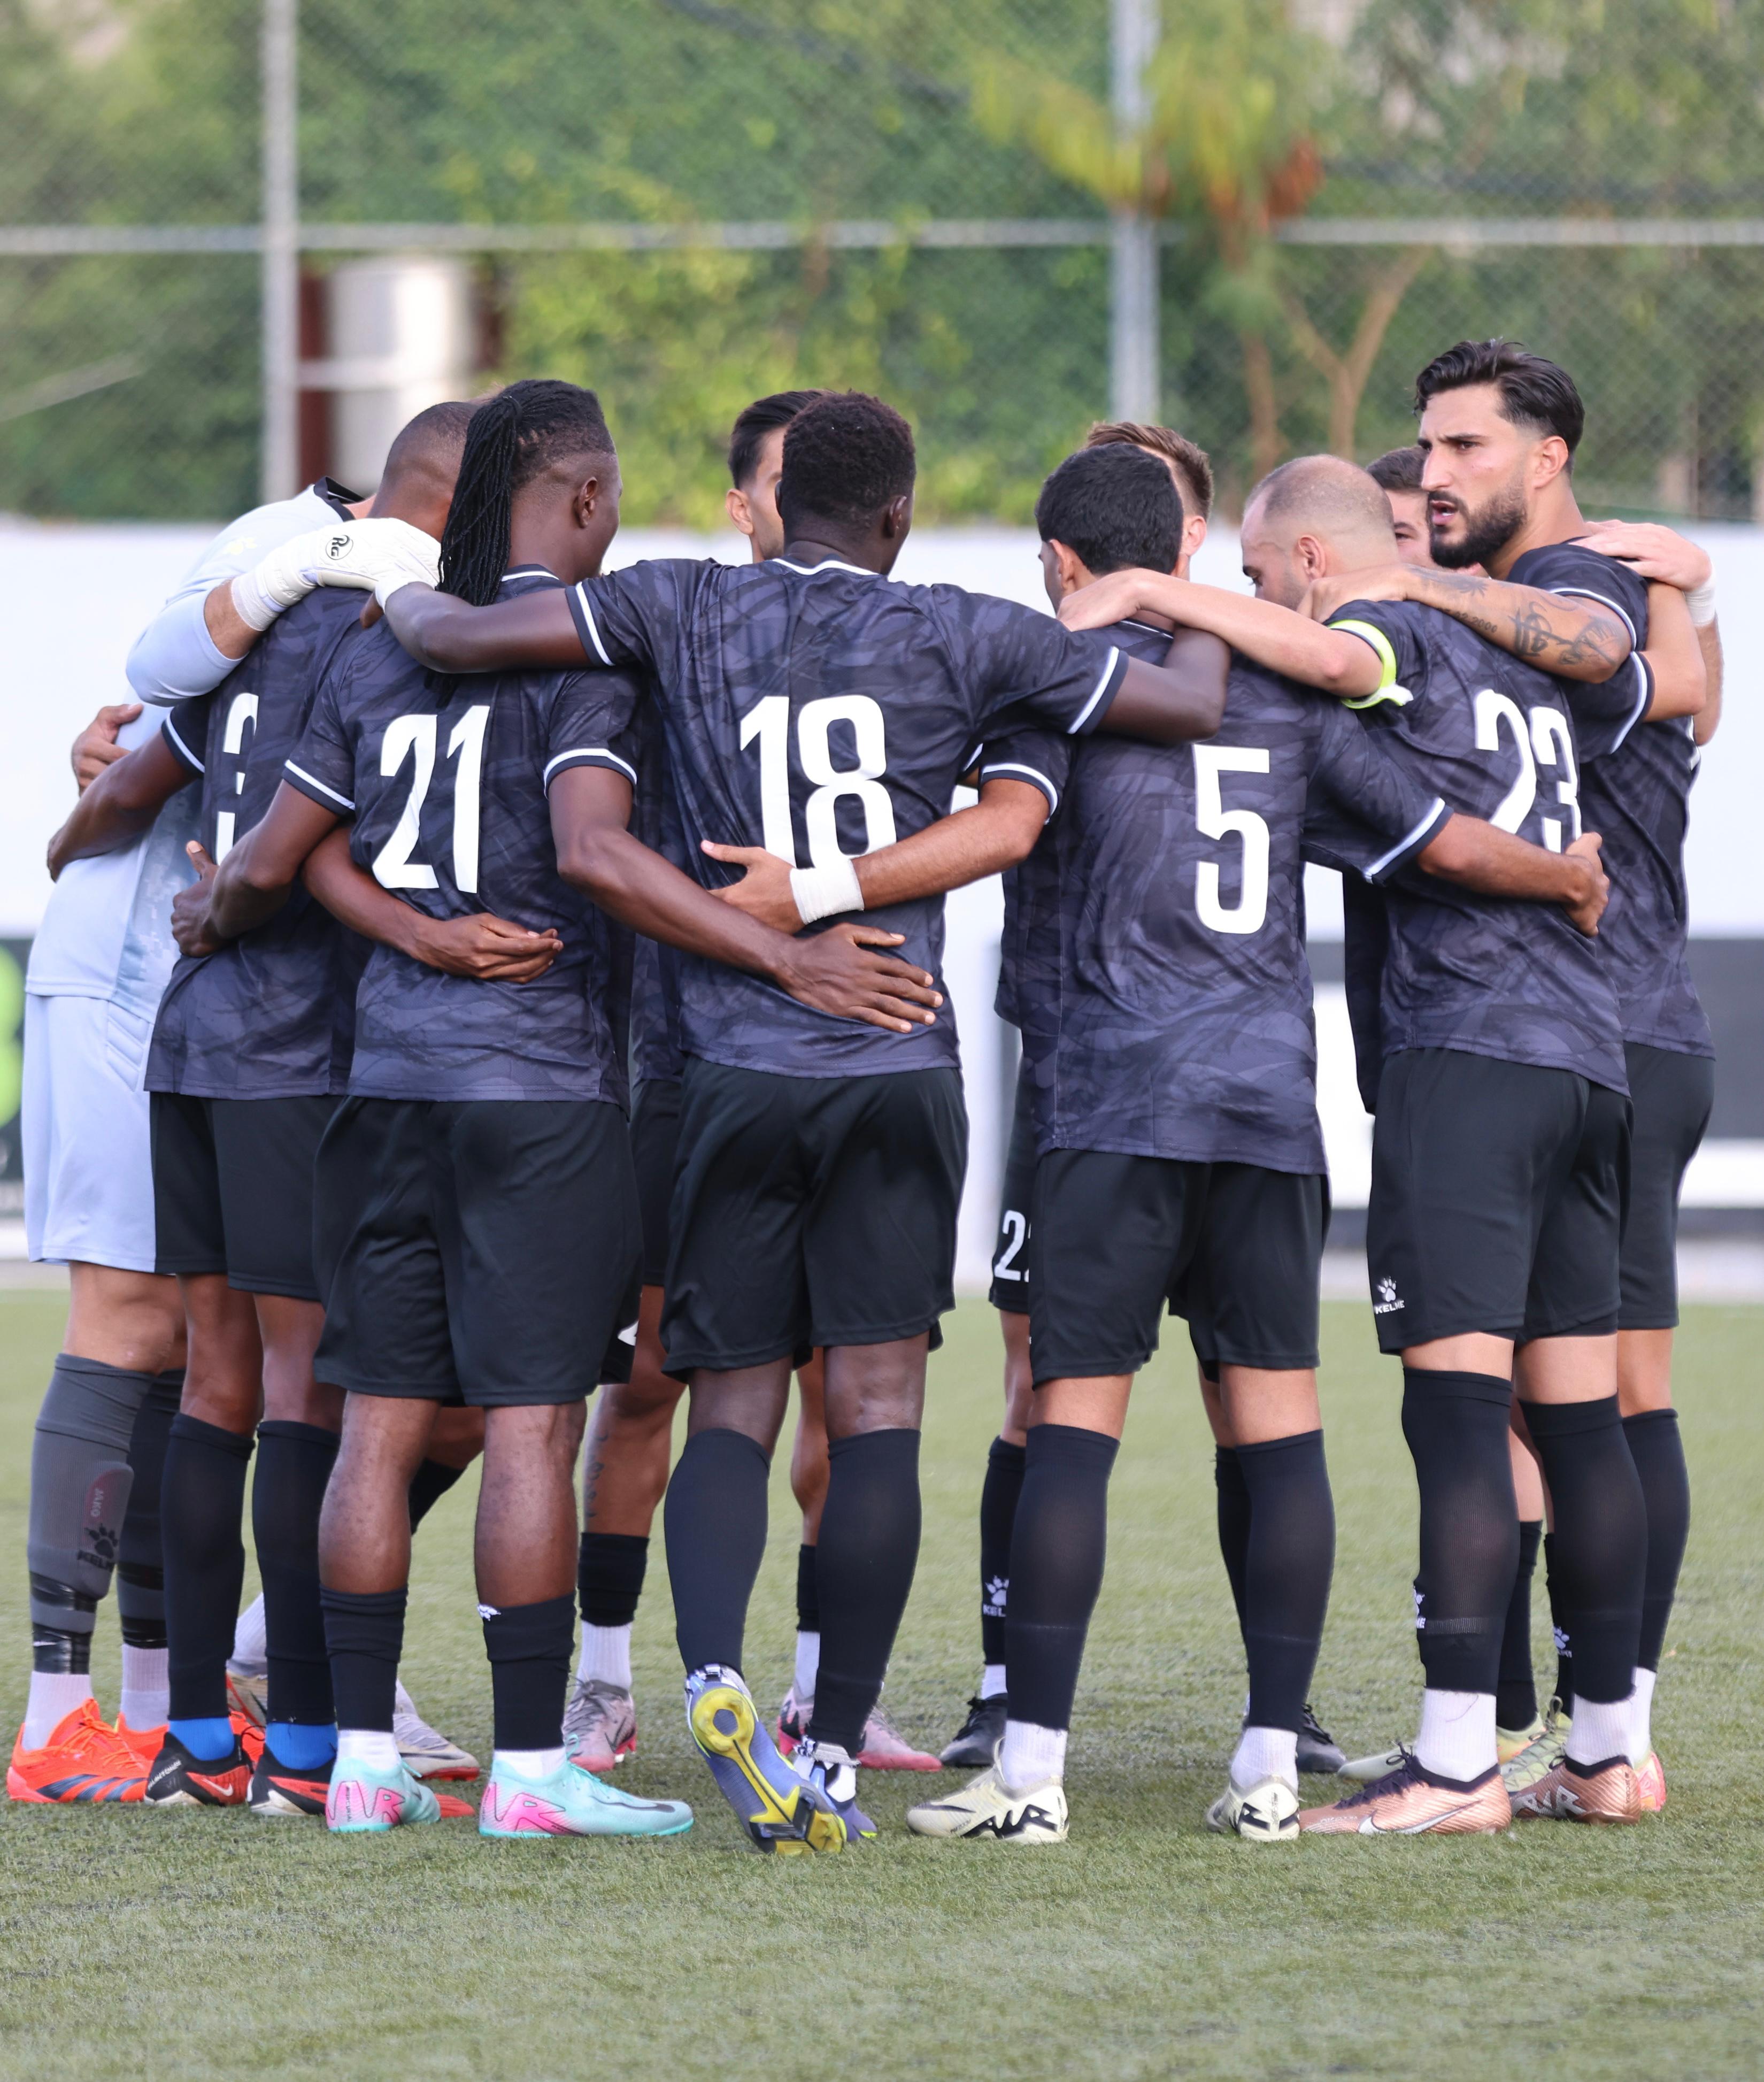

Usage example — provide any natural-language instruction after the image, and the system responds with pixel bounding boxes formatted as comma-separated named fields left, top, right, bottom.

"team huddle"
left=14, top=338, right=1719, bottom=1849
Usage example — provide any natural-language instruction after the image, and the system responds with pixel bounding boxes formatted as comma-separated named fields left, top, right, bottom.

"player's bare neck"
left=1485, top=485, right=1587, bottom=577
left=782, top=527, right=892, bottom=575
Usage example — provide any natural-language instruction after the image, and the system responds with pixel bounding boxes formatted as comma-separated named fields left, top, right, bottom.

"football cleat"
left=905, top=1763, right=1068, bottom=1845
left=940, top=1692, right=1009, bottom=1770
left=792, top=1739, right=876, bottom=1840
left=1337, top=1739, right=1408, bottom=1784
left=1635, top=1749, right=1667, bottom=1814
left=144, top=1728, right=253, bottom=1807
left=685, top=1665, right=844, bottom=1855
left=779, top=1688, right=940, bottom=1772
left=113, top=1715, right=167, bottom=1773
left=1207, top=1773, right=1300, bottom=1843
left=225, top=1663, right=269, bottom=1728
left=1294, top=1705, right=1346, bottom=1776
left=775, top=1683, right=809, bottom=1754
left=326, top=1756, right=442, bottom=1834
left=7, top=1701, right=146, bottom=1804
left=393, top=1680, right=479, bottom=1780
left=1299, top=1751, right=1509, bottom=1834
left=248, top=1737, right=334, bottom=1818
left=479, top=1759, right=691, bottom=1840
left=1498, top=1696, right=1570, bottom=1797
left=1509, top=1754, right=1641, bottom=1825
left=564, top=1677, right=637, bottom=1772
left=1497, top=1712, right=1547, bottom=1765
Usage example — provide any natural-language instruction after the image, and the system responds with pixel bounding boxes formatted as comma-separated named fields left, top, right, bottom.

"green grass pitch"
left=1, top=1289, right=1760, bottom=2079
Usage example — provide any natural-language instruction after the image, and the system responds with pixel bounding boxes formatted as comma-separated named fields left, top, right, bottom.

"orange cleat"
left=113, top=1715, right=167, bottom=1773
left=8, top=1701, right=148, bottom=1804
left=1636, top=1750, right=1667, bottom=1814
left=1299, top=1751, right=1510, bottom=1835
left=1509, top=1754, right=1642, bottom=1825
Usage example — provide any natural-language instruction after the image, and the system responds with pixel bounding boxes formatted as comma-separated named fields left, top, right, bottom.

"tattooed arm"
left=1302, top=567, right=1632, bottom=682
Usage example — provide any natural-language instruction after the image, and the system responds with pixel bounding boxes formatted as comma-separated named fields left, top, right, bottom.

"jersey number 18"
left=740, top=695, right=899, bottom=866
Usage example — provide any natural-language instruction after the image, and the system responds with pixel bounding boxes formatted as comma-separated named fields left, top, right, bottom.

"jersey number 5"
left=1193, top=746, right=1270, bottom=935
left=372, top=705, right=491, bottom=893
left=740, top=694, right=898, bottom=867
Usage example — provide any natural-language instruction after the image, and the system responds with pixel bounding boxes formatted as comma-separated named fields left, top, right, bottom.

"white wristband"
left=790, top=856, right=864, bottom=925
left=1685, top=577, right=1717, bottom=627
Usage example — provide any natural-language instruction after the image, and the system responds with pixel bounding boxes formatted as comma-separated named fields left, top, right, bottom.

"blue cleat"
left=684, top=1665, right=845, bottom=1855
left=479, top=1757, right=691, bottom=1839
left=793, top=1737, right=877, bottom=1841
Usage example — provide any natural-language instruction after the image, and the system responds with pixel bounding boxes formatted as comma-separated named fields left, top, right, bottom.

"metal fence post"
left=260, top=0, right=299, bottom=503
left=1109, top=0, right=1159, bottom=423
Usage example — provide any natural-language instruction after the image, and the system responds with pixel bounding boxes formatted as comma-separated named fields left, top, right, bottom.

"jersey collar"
left=772, top=557, right=882, bottom=580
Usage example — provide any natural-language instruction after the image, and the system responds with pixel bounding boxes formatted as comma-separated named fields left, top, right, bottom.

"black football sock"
left=1004, top=1424, right=1119, bottom=1733
left=1544, top=1530, right=1574, bottom=1708
left=117, top=1373, right=181, bottom=1728
left=1622, top=1409, right=1691, bottom=1672
left=253, top=1420, right=339, bottom=1728
left=407, top=1458, right=466, bottom=1532
left=1213, top=1444, right=1252, bottom=1643
left=1496, top=1518, right=1544, bottom=1730
left=321, top=1586, right=406, bottom=1733
left=664, top=1427, right=771, bottom=1678
left=1400, top=1371, right=1517, bottom=1696
left=1523, top=1396, right=1646, bottom=1707
left=161, top=1413, right=254, bottom=1725
left=483, top=1594, right=575, bottom=1753
left=578, top=1531, right=650, bottom=1630
left=795, top=1542, right=821, bottom=1637
left=979, top=1436, right=1026, bottom=1671
left=806, top=1428, right=922, bottom=1755
left=1237, top=1430, right=1334, bottom=1733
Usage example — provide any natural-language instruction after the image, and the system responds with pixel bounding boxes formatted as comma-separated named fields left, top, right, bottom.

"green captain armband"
left=1329, top=619, right=1412, bottom=709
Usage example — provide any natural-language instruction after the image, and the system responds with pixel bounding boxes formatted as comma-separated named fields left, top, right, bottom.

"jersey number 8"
left=740, top=694, right=899, bottom=867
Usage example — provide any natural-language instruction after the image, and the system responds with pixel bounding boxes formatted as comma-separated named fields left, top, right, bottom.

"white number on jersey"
left=1474, top=689, right=1580, bottom=851
left=371, top=705, right=492, bottom=893
left=738, top=694, right=898, bottom=868
left=213, top=690, right=259, bottom=862
left=992, top=1208, right=1028, bottom=1284
left=1193, top=745, right=1272, bottom=935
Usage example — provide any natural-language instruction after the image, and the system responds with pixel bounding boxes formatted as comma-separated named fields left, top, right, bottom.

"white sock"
left=1566, top=1692, right=1634, bottom=1770
left=231, top=1592, right=267, bottom=1671
left=1628, top=1666, right=1657, bottom=1765
left=1231, top=1725, right=1298, bottom=1792
left=980, top=1663, right=1008, bottom=1700
left=1413, top=1689, right=1497, bottom=1782
left=336, top=1727, right=401, bottom=1772
left=22, top=1671, right=94, bottom=1751
left=794, top=1630, right=820, bottom=1701
left=494, top=1746, right=565, bottom=1781
left=578, top=1623, right=632, bottom=1691
left=119, top=1647, right=169, bottom=1730
left=998, top=1718, right=1066, bottom=1791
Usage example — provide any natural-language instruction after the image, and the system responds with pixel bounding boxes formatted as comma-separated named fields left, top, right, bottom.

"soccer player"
left=897, top=446, right=1606, bottom=1846
left=1366, top=446, right=1432, bottom=564
left=1085, top=419, right=1213, bottom=572
left=367, top=387, right=1231, bottom=1848
left=1312, top=344, right=1717, bottom=1804
left=1060, top=451, right=1651, bottom=1831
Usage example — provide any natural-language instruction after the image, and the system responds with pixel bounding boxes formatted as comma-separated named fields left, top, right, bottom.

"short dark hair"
left=1413, top=340, right=1585, bottom=458
left=381, top=400, right=477, bottom=489
left=1366, top=444, right=1424, bottom=494
left=777, top=391, right=915, bottom=534
left=1085, top=420, right=1214, bottom=519
left=728, top=390, right=827, bottom=488
left=1035, top=444, right=1184, bottom=577
left=438, top=379, right=615, bottom=605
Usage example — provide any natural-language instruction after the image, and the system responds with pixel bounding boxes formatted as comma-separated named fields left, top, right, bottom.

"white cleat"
left=225, top=1663, right=269, bottom=1728
left=905, top=1764, right=1068, bottom=1845
left=1338, top=1740, right=1408, bottom=1783
left=1206, top=1773, right=1300, bottom=1843
left=393, top=1680, right=479, bottom=1781
left=563, top=1677, right=637, bottom=1772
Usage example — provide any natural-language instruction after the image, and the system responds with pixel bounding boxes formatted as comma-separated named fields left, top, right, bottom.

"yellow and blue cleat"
left=684, top=1665, right=845, bottom=1855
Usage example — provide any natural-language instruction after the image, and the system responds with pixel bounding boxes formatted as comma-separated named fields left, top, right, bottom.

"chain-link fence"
left=7, top=0, right=1764, bottom=523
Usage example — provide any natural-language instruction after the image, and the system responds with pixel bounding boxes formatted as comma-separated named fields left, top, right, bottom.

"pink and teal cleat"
left=478, top=1759, right=692, bottom=1839
left=325, top=1757, right=442, bottom=1834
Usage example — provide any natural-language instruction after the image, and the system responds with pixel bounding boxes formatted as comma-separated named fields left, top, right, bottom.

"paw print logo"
left=1378, top=1277, right=1397, bottom=1304
left=1552, top=1624, right=1570, bottom=1654
left=987, top=1576, right=1008, bottom=1608
left=80, top=1524, right=120, bottom=1570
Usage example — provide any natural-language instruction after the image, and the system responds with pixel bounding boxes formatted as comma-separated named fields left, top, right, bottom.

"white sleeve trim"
left=572, top=582, right=613, bottom=666
left=978, top=760, right=1060, bottom=813
left=1067, top=645, right=1122, bottom=733
left=543, top=746, right=637, bottom=788
left=1366, top=796, right=1449, bottom=881
left=1606, top=652, right=1652, bottom=755
left=161, top=714, right=205, bottom=773
left=1545, top=583, right=1639, bottom=648
left=283, top=759, right=355, bottom=810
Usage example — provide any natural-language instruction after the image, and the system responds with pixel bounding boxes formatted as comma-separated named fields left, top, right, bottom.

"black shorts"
left=151, top=1091, right=338, bottom=1299
left=988, top=1069, right=1038, bottom=1315
left=629, top=1077, right=681, bottom=1290
left=1366, top=1048, right=1629, bottom=1355
left=1619, top=1042, right=1714, bottom=1330
left=1028, top=1148, right=1328, bottom=1384
left=312, top=1096, right=641, bottom=1407
left=661, top=1058, right=967, bottom=1378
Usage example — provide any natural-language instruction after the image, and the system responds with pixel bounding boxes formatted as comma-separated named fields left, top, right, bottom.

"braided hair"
left=437, top=379, right=615, bottom=605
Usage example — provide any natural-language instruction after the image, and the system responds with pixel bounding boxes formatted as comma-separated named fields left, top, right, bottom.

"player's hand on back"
left=1562, top=832, right=1609, bottom=938
left=1297, top=567, right=1412, bottom=623
left=172, top=841, right=224, bottom=958
left=773, top=922, right=943, bottom=1033
left=1572, top=520, right=1711, bottom=594
left=233, top=519, right=442, bottom=628
left=1055, top=570, right=1154, bottom=631
left=700, top=841, right=803, bottom=935
left=71, top=702, right=142, bottom=792
left=408, top=912, right=564, bottom=984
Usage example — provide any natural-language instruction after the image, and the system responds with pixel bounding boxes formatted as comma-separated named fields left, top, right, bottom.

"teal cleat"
left=684, top=1665, right=845, bottom=1855
left=479, top=1758, right=692, bottom=1839
left=325, top=1756, right=442, bottom=1834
